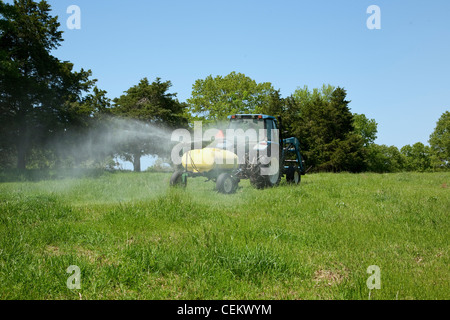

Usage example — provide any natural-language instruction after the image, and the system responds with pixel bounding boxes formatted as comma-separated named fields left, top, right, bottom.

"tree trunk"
left=133, top=152, right=141, bottom=172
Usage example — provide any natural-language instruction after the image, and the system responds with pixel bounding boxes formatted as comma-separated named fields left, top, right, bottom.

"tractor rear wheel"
left=170, top=170, right=187, bottom=187
left=216, top=173, right=238, bottom=194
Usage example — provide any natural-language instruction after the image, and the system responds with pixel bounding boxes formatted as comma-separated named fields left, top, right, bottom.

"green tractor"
left=170, top=114, right=305, bottom=194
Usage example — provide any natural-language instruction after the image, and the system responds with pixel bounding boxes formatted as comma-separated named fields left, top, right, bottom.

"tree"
left=85, top=86, right=113, bottom=118
left=0, top=0, right=94, bottom=169
left=366, top=144, right=405, bottom=173
left=429, top=111, right=450, bottom=169
left=258, top=89, right=285, bottom=117
left=112, top=77, right=188, bottom=172
left=283, top=84, right=336, bottom=139
left=50, top=86, right=113, bottom=168
left=401, top=142, right=433, bottom=172
left=283, top=85, right=366, bottom=172
left=328, top=87, right=354, bottom=141
left=187, top=72, right=278, bottom=122
left=353, top=113, right=378, bottom=146
left=323, top=134, right=367, bottom=173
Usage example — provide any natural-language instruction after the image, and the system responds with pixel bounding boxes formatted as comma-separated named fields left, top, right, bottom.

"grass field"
left=0, top=170, right=448, bottom=300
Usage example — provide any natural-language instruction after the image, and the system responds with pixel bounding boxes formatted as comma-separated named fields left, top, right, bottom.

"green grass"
left=0, top=171, right=448, bottom=300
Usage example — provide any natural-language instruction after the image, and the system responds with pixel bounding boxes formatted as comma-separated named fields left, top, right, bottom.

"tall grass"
left=0, top=171, right=448, bottom=299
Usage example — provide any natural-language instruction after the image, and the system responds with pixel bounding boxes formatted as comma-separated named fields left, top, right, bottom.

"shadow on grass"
left=0, top=168, right=118, bottom=183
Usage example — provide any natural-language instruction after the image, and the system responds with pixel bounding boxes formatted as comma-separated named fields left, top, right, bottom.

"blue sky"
left=25, top=1, right=450, bottom=155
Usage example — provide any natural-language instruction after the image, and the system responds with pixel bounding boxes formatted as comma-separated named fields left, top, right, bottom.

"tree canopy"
left=429, top=111, right=450, bottom=169
left=401, top=142, right=433, bottom=172
left=281, top=85, right=366, bottom=172
left=0, top=0, right=94, bottom=169
left=112, top=77, right=188, bottom=172
left=353, top=113, right=378, bottom=147
left=187, top=72, right=278, bottom=122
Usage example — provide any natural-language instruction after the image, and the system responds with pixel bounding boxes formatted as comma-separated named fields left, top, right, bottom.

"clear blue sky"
left=37, top=0, right=450, bottom=150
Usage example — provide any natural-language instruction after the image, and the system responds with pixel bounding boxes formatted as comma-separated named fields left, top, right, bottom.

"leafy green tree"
left=353, top=113, right=378, bottom=147
left=323, top=134, right=367, bottom=172
left=112, top=77, right=188, bottom=172
left=0, top=0, right=94, bottom=169
left=328, top=87, right=354, bottom=141
left=282, top=85, right=332, bottom=166
left=401, top=142, right=433, bottom=172
left=283, top=84, right=336, bottom=139
left=85, top=87, right=113, bottom=118
left=366, top=144, right=405, bottom=173
left=283, top=85, right=365, bottom=172
left=429, top=111, right=450, bottom=169
left=51, top=87, right=113, bottom=168
left=258, top=89, right=284, bottom=117
left=187, top=72, right=278, bottom=122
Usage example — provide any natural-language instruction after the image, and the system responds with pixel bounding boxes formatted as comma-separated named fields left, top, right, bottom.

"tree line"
left=1, top=0, right=449, bottom=173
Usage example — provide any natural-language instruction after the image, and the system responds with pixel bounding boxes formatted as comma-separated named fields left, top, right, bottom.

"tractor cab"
left=227, top=114, right=279, bottom=142
left=207, top=114, right=281, bottom=153
left=225, top=114, right=283, bottom=159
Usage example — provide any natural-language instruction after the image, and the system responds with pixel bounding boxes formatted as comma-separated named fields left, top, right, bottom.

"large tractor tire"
left=216, top=173, right=238, bottom=194
left=170, top=170, right=187, bottom=188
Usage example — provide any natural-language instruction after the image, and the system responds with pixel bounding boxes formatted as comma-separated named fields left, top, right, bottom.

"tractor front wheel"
left=286, top=166, right=301, bottom=185
left=250, top=157, right=282, bottom=189
left=216, top=173, right=238, bottom=194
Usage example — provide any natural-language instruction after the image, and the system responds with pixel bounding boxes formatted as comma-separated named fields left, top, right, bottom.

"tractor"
left=170, top=114, right=305, bottom=194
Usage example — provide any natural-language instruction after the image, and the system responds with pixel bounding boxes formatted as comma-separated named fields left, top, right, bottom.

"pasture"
left=0, top=171, right=448, bottom=299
